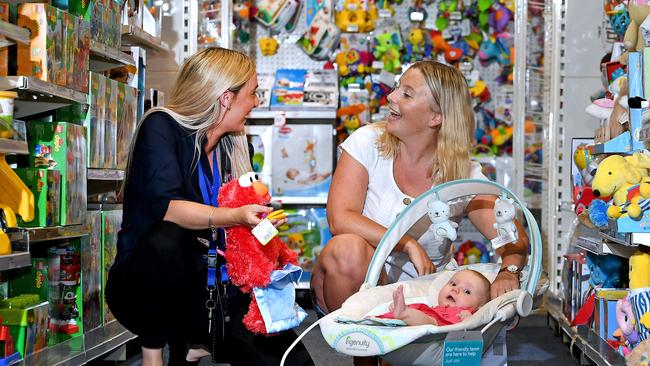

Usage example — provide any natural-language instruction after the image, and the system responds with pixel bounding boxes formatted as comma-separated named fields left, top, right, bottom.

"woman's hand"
left=403, top=239, right=436, bottom=276
left=235, top=205, right=273, bottom=227
left=490, top=271, right=520, bottom=299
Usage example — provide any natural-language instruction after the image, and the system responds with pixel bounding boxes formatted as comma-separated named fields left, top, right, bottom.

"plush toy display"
left=218, top=172, right=301, bottom=334
left=591, top=154, right=650, bottom=218
left=426, top=199, right=458, bottom=241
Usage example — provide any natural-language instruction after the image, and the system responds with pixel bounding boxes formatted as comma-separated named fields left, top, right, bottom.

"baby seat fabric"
left=318, top=179, right=543, bottom=363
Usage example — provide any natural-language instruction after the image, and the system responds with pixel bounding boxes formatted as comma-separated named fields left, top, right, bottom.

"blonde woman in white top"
left=310, top=61, right=530, bottom=327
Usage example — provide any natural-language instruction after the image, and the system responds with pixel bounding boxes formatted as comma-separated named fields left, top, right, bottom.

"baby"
left=379, top=269, right=491, bottom=326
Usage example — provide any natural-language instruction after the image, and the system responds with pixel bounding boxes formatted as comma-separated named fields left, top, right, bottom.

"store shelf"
left=23, top=336, right=85, bottom=366
left=0, top=77, right=88, bottom=118
left=89, top=40, right=136, bottom=72
left=87, top=169, right=125, bottom=181
left=247, top=110, right=336, bottom=120
left=546, top=293, right=626, bottom=366
left=271, top=196, right=328, bottom=205
left=0, top=251, right=31, bottom=271
left=84, top=321, right=136, bottom=363
left=576, top=236, right=638, bottom=257
left=26, top=225, right=89, bottom=243
left=0, top=138, right=28, bottom=154
left=0, top=20, right=30, bottom=47
left=121, top=25, right=169, bottom=52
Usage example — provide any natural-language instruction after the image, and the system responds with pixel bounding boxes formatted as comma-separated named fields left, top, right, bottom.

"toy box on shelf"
left=594, top=288, right=628, bottom=344
left=561, top=251, right=591, bottom=322
left=47, top=242, right=83, bottom=344
left=12, top=168, right=60, bottom=228
left=82, top=210, right=102, bottom=332
left=277, top=207, right=331, bottom=284
left=101, top=209, right=122, bottom=324
left=271, top=124, right=333, bottom=197
left=0, top=295, right=48, bottom=357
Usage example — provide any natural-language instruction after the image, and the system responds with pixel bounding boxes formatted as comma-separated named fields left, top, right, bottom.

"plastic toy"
left=403, top=28, right=432, bottom=63
left=297, top=8, right=341, bottom=60
left=425, top=198, right=458, bottom=241
left=454, top=240, right=490, bottom=265
left=218, top=172, right=301, bottom=334
left=573, top=144, right=597, bottom=186
left=335, top=0, right=375, bottom=33
left=372, top=30, right=403, bottom=74
left=493, top=196, right=517, bottom=240
left=336, top=104, right=366, bottom=134
left=259, top=37, right=279, bottom=56
left=435, top=0, right=457, bottom=30
left=429, top=31, right=462, bottom=63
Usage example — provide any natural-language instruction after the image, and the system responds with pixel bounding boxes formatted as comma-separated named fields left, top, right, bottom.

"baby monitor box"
left=270, top=69, right=306, bottom=110
left=17, top=4, right=65, bottom=86
left=13, top=168, right=60, bottom=227
left=28, top=121, right=87, bottom=225
left=82, top=210, right=102, bottom=332
left=271, top=124, right=333, bottom=197
left=278, top=208, right=331, bottom=283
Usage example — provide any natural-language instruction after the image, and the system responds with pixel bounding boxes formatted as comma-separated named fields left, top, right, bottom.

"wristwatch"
left=499, top=264, right=521, bottom=277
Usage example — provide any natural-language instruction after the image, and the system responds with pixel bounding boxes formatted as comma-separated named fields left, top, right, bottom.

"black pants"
left=105, top=221, right=314, bottom=366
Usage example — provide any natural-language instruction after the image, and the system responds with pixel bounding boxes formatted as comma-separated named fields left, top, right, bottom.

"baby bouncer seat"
left=283, top=179, right=544, bottom=366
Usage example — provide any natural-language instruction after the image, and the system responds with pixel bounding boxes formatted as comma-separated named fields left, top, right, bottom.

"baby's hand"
left=392, top=285, right=407, bottom=319
left=458, top=310, right=472, bottom=321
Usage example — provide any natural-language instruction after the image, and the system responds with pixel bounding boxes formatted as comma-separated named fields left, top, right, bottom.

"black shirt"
left=116, top=111, right=220, bottom=267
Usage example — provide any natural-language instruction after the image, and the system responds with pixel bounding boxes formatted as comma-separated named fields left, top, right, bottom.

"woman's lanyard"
left=197, top=149, right=227, bottom=289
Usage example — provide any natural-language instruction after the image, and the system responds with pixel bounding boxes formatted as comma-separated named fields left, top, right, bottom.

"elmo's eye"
left=238, top=172, right=258, bottom=187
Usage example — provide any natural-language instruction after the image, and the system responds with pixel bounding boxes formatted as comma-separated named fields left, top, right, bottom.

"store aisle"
left=97, top=309, right=578, bottom=365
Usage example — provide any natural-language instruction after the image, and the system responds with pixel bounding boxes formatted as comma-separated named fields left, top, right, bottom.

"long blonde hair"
left=377, top=61, right=474, bottom=183
left=125, top=47, right=255, bottom=184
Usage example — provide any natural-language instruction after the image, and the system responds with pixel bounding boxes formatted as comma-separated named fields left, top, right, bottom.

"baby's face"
left=438, top=270, right=489, bottom=309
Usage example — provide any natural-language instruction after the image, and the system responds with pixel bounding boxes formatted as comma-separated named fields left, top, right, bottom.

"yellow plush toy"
left=630, top=249, right=650, bottom=289
left=591, top=153, right=650, bottom=218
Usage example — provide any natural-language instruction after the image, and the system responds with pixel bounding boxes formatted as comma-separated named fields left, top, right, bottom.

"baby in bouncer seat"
left=378, top=269, right=491, bottom=326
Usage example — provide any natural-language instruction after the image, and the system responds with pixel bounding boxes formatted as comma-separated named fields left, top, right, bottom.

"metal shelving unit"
left=575, top=236, right=638, bottom=258
left=89, top=40, right=136, bottom=72
left=84, top=321, right=136, bottom=363
left=247, top=110, right=337, bottom=120
left=0, top=20, right=30, bottom=48
left=87, top=169, right=125, bottom=181
left=0, top=138, right=28, bottom=155
left=121, top=25, right=169, bottom=52
left=0, top=251, right=31, bottom=271
left=546, top=293, right=626, bottom=366
left=22, top=336, right=85, bottom=366
left=26, top=225, right=89, bottom=243
left=0, top=77, right=88, bottom=118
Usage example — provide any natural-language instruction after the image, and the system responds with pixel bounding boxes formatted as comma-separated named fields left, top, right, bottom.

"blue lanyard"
left=198, top=149, right=227, bottom=288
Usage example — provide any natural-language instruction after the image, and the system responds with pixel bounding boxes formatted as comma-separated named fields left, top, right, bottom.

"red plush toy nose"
left=253, top=180, right=268, bottom=197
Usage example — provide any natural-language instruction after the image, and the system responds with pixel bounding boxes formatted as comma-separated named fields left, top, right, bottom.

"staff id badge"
left=252, top=219, right=279, bottom=245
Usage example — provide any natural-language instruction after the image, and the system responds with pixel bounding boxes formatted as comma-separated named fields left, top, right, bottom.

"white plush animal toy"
left=493, top=197, right=518, bottom=240
left=427, top=199, right=458, bottom=241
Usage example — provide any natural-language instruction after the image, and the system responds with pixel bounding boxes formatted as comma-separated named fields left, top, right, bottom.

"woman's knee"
left=320, top=234, right=372, bottom=276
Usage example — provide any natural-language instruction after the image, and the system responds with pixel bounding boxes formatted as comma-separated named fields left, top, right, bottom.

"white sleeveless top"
left=340, top=125, right=488, bottom=280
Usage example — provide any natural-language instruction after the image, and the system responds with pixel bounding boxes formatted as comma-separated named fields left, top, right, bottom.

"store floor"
left=99, top=308, right=579, bottom=365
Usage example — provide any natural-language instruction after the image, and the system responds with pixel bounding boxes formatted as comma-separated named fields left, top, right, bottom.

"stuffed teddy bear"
left=493, top=197, right=518, bottom=240
left=218, top=172, right=299, bottom=334
left=426, top=199, right=458, bottom=241
left=619, top=1, right=650, bottom=64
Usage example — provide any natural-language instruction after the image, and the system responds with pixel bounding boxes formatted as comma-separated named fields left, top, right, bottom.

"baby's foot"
left=392, top=285, right=406, bottom=319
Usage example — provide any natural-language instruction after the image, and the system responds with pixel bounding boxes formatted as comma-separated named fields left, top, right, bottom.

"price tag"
left=449, top=11, right=462, bottom=20
left=346, top=24, right=359, bottom=32
left=372, top=60, right=384, bottom=69
left=491, top=233, right=516, bottom=250
left=252, top=219, right=279, bottom=245
left=378, top=70, right=396, bottom=87
left=409, top=11, right=424, bottom=22
left=379, top=9, right=392, bottom=18
left=273, top=111, right=286, bottom=126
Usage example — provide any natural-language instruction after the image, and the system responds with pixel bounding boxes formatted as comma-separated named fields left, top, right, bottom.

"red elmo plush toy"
left=218, top=172, right=298, bottom=334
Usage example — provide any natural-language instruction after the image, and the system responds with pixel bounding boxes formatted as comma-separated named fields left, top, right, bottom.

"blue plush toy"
left=589, top=199, right=609, bottom=228
left=586, top=252, right=622, bottom=288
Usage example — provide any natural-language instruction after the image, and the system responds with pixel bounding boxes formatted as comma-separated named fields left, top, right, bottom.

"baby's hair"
left=465, top=269, right=491, bottom=306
